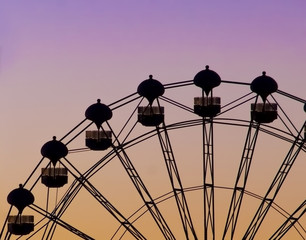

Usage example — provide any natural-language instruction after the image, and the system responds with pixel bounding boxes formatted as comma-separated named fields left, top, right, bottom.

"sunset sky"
left=0, top=1, right=305, bottom=239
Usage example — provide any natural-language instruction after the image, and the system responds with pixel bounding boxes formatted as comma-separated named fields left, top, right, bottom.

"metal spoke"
left=107, top=122, right=175, bottom=240
left=243, top=121, right=306, bottom=240
left=156, top=123, right=198, bottom=240
left=222, top=120, right=260, bottom=240
left=269, top=200, right=306, bottom=240
left=29, top=204, right=94, bottom=240
left=202, top=118, right=215, bottom=240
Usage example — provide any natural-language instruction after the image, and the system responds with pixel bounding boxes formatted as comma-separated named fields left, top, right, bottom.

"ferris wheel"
left=1, top=66, right=305, bottom=240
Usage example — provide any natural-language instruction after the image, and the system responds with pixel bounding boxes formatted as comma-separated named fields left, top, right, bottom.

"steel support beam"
left=156, top=124, right=198, bottom=240
left=108, top=122, right=175, bottom=240
left=243, top=121, right=305, bottom=240
left=222, top=121, right=260, bottom=240
left=269, top=200, right=306, bottom=240
left=202, top=118, right=215, bottom=240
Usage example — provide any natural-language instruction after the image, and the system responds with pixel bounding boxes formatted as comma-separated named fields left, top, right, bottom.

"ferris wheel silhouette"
left=1, top=66, right=305, bottom=240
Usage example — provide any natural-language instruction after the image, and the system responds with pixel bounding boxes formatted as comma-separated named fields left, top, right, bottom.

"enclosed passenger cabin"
left=41, top=167, right=68, bottom=188
left=85, top=130, right=112, bottom=150
left=7, top=185, right=35, bottom=235
left=251, top=103, right=277, bottom=123
left=138, top=106, right=164, bottom=126
left=8, top=215, right=34, bottom=235
left=194, top=97, right=221, bottom=118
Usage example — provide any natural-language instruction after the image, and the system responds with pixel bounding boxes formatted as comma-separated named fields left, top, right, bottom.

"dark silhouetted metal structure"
left=1, top=68, right=305, bottom=240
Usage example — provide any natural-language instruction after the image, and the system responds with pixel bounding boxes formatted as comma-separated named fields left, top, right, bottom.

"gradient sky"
left=0, top=1, right=305, bottom=239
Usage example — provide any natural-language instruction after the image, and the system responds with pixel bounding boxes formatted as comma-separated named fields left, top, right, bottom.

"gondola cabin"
left=41, top=167, right=68, bottom=188
left=194, top=97, right=221, bottom=117
left=8, top=215, right=34, bottom=235
left=251, top=103, right=278, bottom=123
left=85, top=130, right=112, bottom=150
left=138, top=106, right=164, bottom=126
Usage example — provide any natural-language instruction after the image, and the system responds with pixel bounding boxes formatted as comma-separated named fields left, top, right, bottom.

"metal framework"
left=29, top=204, right=95, bottom=240
left=63, top=155, right=147, bottom=240
left=156, top=120, right=198, bottom=240
left=222, top=119, right=260, bottom=240
left=108, top=123, right=175, bottom=240
left=243, top=121, right=306, bottom=240
left=269, top=200, right=306, bottom=240
left=1, top=77, right=305, bottom=240
left=202, top=117, right=215, bottom=240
